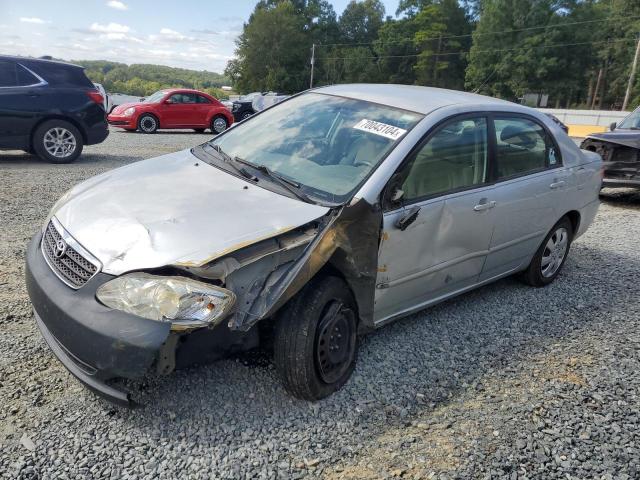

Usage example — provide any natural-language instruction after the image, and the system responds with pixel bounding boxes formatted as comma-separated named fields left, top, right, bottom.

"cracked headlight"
left=96, top=273, right=235, bottom=330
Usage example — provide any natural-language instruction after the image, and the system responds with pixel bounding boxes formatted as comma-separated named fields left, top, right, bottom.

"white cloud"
left=106, top=0, right=128, bottom=10
left=20, top=17, right=48, bottom=24
left=89, top=22, right=130, bottom=34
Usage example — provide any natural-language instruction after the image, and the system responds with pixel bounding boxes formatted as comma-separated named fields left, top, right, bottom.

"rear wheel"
left=273, top=276, right=358, bottom=400
left=138, top=114, right=158, bottom=134
left=33, top=120, right=83, bottom=164
left=521, top=217, right=573, bottom=287
left=211, top=115, right=229, bottom=134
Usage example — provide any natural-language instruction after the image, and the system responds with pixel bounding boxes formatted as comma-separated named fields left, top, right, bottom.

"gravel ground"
left=1, top=129, right=639, bottom=479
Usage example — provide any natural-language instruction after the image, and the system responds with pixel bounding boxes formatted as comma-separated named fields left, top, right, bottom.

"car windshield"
left=618, top=108, right=640, bottom=129
left=208, top=92, right=423, bottom=203
left=143, top=91, right=167, bottom=103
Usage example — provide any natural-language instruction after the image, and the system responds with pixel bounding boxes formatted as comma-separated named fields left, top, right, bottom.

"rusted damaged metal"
left=184, top=199, right=383, bottom=333
left=582, top=133, right=640, bottom=187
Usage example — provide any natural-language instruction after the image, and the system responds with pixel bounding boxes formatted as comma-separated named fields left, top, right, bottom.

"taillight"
left=86, top=90, right=104, bottom=107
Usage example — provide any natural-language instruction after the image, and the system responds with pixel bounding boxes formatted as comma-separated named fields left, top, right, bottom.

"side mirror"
left=610, top=122, right=617, bottom=131
left=390, top=188, right=404, bottom=202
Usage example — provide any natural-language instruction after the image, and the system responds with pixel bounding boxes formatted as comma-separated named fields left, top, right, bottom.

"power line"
left=315, top=14, right=640, bottom=48
left=318, top=37, right=634, bottom=61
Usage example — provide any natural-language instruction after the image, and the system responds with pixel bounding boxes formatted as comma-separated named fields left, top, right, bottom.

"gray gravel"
left=1, top=129, right=640, bottom=479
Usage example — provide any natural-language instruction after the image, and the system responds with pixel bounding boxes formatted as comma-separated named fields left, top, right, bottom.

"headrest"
left=500, top=125, right=537, bottom=149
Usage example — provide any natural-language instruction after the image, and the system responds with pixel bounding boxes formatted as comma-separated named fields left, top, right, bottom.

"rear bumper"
left=85, top=121, right=109, bottom=145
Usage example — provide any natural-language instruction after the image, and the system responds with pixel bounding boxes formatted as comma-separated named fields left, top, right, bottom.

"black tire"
left=273, top=276, right=358, bottom=400
left=210, top=115, right=229, bottom=134
left=138, top=114, right=158, bottom=134
left=194, top=128, right=206, bottom=133
left=32, top=120, right=83, bottom=164
left=520, top=217, right=573, bottom=287
left=241, top=111, right=252, bottom=120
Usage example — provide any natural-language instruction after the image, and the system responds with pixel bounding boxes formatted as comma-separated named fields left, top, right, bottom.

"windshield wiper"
left=234, top=156, right=313, bottom=203
left=204, top=144, right=257, bottom=181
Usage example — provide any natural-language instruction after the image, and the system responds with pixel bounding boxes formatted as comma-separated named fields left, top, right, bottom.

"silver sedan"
left=26, top=84, right=602, bottom=405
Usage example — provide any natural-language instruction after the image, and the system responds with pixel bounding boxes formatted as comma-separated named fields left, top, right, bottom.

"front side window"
left=169, top=93, right=197, bottom=104
left=400, top=117, right=488, bottom=201
left=208, top=93, right=423, bottom=203
left=494, top=117, right=558, bottom=179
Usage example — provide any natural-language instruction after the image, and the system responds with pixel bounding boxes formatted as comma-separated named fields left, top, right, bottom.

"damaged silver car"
left=26, top=84, right=603, bottom=405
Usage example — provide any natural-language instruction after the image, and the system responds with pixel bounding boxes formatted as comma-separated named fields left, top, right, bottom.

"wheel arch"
left=564, top=210, right=581, bottom=235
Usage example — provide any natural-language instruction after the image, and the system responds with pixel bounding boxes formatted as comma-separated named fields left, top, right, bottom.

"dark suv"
left=0, top=56, right=108, bottom=163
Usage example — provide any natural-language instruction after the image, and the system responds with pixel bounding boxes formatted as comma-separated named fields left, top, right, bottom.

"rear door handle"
left=473, top=200, right=496, bottom=211
left=549, top=180, right=566, bottom=189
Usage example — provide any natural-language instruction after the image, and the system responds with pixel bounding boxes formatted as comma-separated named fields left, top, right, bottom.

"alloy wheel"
left=43, top=127, right=76, bottom=159
left=140, top=116, right=157, bottom=133
left=212, top=117, right=228, bottom=133
left=541, top=227, right=569, bottom=278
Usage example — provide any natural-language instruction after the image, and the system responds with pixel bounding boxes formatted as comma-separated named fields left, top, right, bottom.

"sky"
left=0, top=0, right=400, bottom=73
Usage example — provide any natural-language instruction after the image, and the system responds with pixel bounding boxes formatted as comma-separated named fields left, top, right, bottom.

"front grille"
left=41, top=220, right=100, bottom=288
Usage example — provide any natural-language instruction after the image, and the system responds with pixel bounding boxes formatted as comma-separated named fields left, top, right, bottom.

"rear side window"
left=28, top=62, right=94, bottom=87
left=0, top=61, right=17, bottom=87
left=16, top=65, right=40, bottom=86
left=494, top=117, right=560, bottom=179
left=196, top=94, right=211, bottom=104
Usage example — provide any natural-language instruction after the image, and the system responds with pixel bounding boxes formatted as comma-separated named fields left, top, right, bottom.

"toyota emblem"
left=54, top=239, right=67, bottom=259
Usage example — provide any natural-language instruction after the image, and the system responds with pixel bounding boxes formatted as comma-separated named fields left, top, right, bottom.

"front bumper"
left=25, top=231, right=260, bottom=405
left=25, top=232, right=171, bottom=406
left=107, top=114, right=136, bottom=129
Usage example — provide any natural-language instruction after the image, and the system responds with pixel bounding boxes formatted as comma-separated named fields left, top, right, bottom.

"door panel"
left=375, top=187, right=495, bottom=323
left=374, top=115, right=495, bottom=324
left=480, top=115, right=569, bottom=280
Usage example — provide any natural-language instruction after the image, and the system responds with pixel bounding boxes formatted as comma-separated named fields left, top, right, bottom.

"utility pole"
left=591, top=67, right=603, bottom=110
left=623, top=34, right=640, bottom=111
left=310, top=43, right=316, bottom=89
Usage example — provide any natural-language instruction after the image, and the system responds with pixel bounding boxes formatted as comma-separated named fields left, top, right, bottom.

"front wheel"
left=211, top=115, right=229, bottom=134
left=273, top=276, right=358, bottom=400
left=33, top=120, right=83, bottom=164
left=520, top=217, right=573, bottom=287
left=137, top=114, right=158, bottom=134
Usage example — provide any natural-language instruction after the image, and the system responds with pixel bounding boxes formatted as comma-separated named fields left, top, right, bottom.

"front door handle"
left=473, top=200, right=496, bottom=212
left=549, top=180, right=566, bottom=189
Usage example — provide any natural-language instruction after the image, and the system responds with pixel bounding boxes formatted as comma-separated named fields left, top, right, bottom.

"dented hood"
left=585, top=130, right=640, bottom=149
left=53, top=148, right=329, bottom=275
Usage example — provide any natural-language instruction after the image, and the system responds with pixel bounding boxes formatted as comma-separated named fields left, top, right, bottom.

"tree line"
left=225, top=0, right=640, bottom=110
left=76, top=60, right=232, bottom=99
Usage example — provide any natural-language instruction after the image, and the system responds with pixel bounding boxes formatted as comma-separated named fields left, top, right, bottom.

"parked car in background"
left=107, top=88, right=233, bottom=134
left=231, top=91, right=284, bottom=121
left=581, top=107, right=640, bottom=188
left=0, top=55, right=108, bottom=163
left=93, top=83, right=112, bottom=113
left=26, top=84, right=602, bottom=405
left=544, top=113, right=569, bottom=134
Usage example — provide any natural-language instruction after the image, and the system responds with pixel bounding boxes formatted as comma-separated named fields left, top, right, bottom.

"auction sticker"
left=353, top=119, right=407, bottom=140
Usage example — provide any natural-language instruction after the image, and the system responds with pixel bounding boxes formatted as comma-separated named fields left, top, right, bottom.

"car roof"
left=314, top=83, right=511, bottom=115
left=0, top=54, right=84, bottom=70
left=163, top=88, right=208, bottom=95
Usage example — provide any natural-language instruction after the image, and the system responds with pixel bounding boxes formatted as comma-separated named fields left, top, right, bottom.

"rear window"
left=27, top=62, right=94, bottom=87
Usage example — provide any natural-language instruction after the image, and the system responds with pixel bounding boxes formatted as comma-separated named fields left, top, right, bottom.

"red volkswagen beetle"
left=107, top=88, right=234, bottom=134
